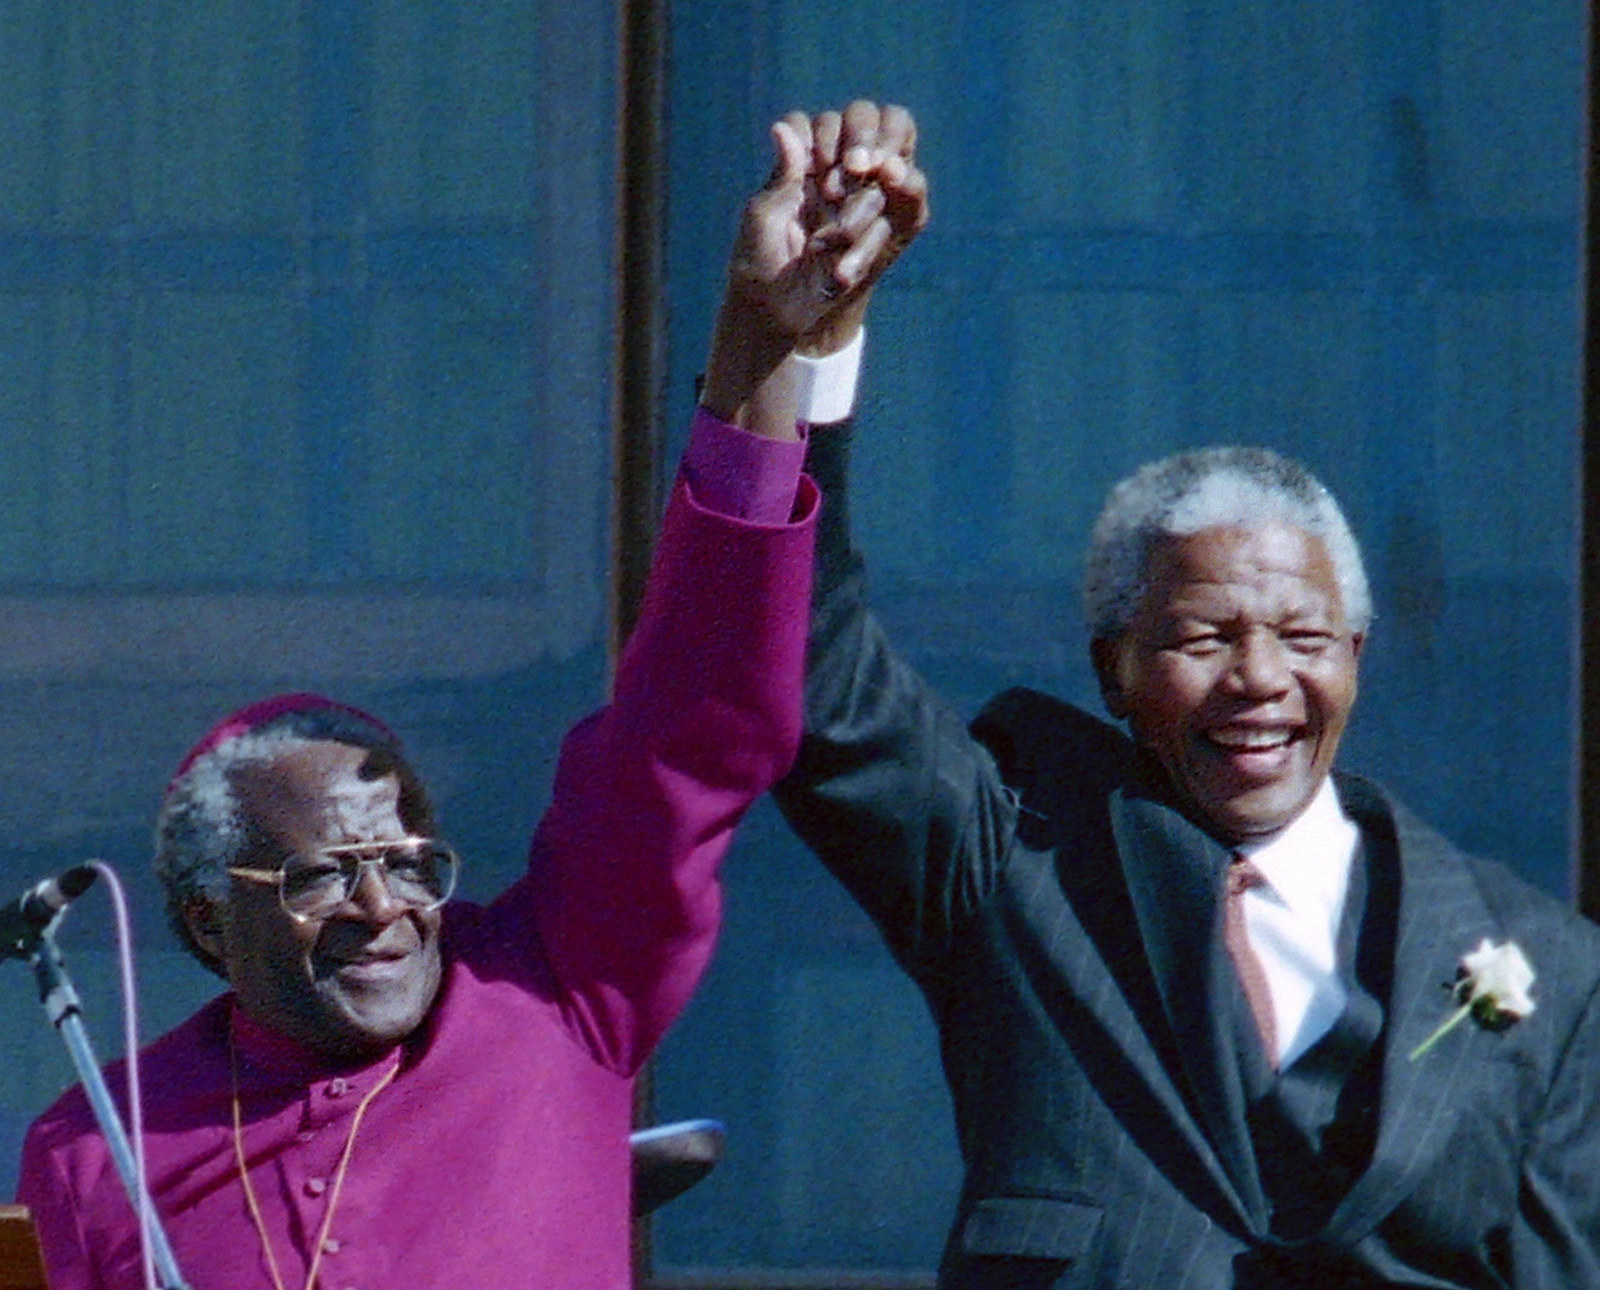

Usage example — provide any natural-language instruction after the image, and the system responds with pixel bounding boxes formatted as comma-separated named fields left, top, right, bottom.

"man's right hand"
left=795, top=100, right=928, bottom=358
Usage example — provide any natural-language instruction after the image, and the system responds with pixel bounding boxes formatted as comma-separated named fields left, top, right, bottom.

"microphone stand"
left=30, top=928, right=192, bottom=1290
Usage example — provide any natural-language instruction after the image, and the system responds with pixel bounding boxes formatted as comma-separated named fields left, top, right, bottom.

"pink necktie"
left=1225, top=856, right=1278, bottom=1069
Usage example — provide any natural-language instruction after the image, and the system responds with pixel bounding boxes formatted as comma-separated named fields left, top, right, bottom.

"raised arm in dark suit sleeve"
left=772, top=419, right=1020, bottom=979
left=756, top=103, right=1016, bottom=979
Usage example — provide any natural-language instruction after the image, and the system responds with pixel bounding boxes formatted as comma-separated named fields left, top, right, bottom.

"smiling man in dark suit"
left=765, top=102, right=1600, bottom=1288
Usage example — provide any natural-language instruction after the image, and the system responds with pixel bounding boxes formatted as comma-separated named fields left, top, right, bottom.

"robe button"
left=327, top=1077, right=349, bottom=1097
left=304, top=1177, right=328, bottom=1197
left=322, top=1237, right=342, bottom=1254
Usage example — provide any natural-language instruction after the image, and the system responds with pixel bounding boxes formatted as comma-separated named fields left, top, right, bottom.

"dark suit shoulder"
left=969, top=689, right=1138, bottom=854
left=970, top=687, right=1133, bottom=790
left=1344, top=772, right=1593, bottom=920
left=1339, top=770, right=1600, bottom=995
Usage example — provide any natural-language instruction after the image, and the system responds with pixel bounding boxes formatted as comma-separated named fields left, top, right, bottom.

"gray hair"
left=1084, top=446, right=1372, bottom=640
left=155, top=706, right=433, bottom=975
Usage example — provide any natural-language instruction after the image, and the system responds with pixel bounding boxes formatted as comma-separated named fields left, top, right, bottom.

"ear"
left=1090, top=636, right=1132, bottom=721
left=182, top=896, right=228, bottom=966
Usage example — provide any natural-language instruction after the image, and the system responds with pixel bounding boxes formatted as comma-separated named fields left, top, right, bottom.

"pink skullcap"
left=170, top=692, right=397, bottom=787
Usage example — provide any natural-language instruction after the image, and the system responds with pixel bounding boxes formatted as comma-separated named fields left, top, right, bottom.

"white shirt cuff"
left=791, top=328, right=863, bottom=424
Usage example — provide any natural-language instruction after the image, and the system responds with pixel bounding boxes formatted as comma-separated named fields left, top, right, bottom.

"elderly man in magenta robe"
left=15, top=106, right=928, bottom=1290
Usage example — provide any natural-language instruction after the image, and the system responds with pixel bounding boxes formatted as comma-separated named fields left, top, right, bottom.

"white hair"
left=158, top=729, right=321, bottom=896
left=154, top=706, right=431, bottom=975
left=1084, top=446, right=1372, bottom=640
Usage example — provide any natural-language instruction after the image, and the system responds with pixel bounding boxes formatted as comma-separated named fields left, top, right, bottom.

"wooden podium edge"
left=0, top=1207, right=48, bottom=1290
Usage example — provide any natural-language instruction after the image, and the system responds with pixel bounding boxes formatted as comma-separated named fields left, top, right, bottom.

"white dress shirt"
left=790, top=328, right=864, bottom=424
left=1235, top=778, right=1361, bottom=1068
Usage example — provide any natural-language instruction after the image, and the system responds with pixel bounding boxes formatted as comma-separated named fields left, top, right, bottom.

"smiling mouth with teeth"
left=1207, top=728, right=1297, bottom=752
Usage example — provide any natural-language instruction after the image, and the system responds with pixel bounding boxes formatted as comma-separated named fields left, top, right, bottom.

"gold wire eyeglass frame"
left=228, top=837, right=459, bottom=923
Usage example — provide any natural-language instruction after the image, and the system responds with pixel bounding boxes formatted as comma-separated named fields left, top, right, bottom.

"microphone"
left=0, top=864, right=98, bottom=960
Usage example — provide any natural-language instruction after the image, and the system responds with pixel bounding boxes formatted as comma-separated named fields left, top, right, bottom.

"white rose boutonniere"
left=1409, top=938, right=1536, bottom=1061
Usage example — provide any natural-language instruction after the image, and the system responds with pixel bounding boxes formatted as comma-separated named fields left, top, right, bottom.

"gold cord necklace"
left=229, top=1030, right=399, bottom=1290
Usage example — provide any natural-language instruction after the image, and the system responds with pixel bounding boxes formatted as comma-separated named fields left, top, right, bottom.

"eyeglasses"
left=230, top=837, right=459, bottom=922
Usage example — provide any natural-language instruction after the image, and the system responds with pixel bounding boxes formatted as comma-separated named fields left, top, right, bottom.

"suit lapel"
left=1111, top=788, right=1268, bottom=1229
left=1321, top=779, right=1502, bottom=1245
left=1102, top=771, right=1508, bottom=1247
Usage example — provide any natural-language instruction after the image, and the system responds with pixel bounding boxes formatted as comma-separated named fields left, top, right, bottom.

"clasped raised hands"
left=701, top=100, right=928, bottom=428
left=730, top=100, right=928, bottom=344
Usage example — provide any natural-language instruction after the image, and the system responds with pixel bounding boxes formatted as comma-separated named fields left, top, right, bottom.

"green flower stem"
left=1409, top=1002, right=1471, bottom=1061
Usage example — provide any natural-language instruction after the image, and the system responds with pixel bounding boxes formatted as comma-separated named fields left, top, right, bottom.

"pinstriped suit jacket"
left=773, top=423, right=1600, bottom=1288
